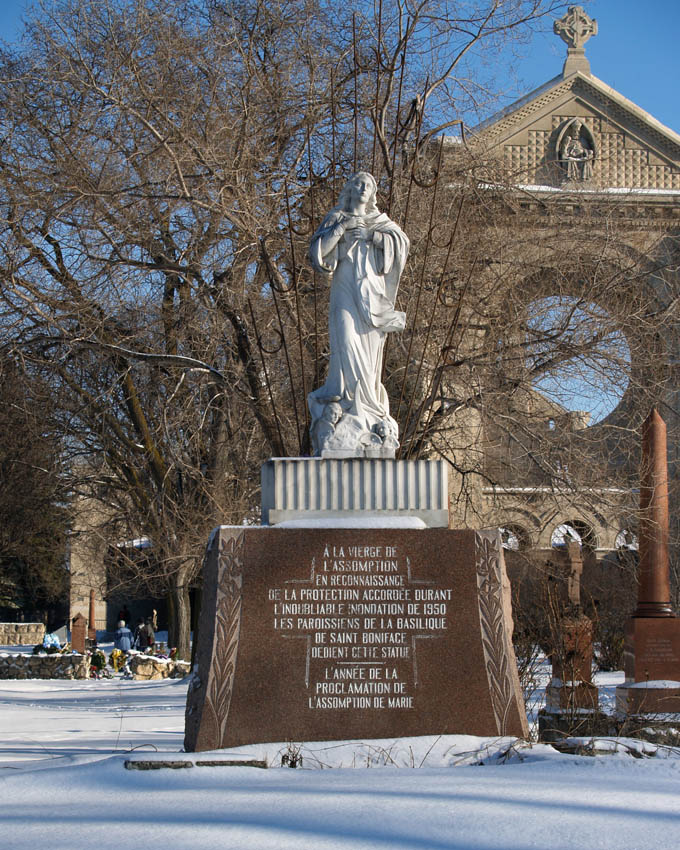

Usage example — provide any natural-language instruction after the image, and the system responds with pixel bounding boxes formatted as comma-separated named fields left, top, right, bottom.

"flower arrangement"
left=109, top=648, right=126, bottom=672
left=89, top=648, right=110, bottom=677
left=32, top=633, right=64, bottom=655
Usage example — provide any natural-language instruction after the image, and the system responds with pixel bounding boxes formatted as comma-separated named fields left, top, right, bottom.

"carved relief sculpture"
left=184, top=529, right=244, bottom=752
left=475, top=531, right=528, bottom=736
left=308, top=172, right=409, bottom=458
left=557, top=119, right=595, bottom=182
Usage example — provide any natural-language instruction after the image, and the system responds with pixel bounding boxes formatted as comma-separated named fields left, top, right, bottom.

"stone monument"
left=543, top=543, right=598, bottom=715
left=185, top=526, right=528, bottom=749
left=185, top=174, right=528, bottom=751
left=617, top=409, right=680, bottom=714
left=88, top=588, right=97, bottom=645
left=538, top=543, right=604, bottom=742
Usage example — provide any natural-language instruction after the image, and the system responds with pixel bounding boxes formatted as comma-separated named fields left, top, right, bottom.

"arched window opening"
left=500, top=525, right=530, bottom=551
left=551, top=519, right=597, bottom=551
left=615, top=529, right=638, bottom=551
left=526, top=295, right=630, bottom=423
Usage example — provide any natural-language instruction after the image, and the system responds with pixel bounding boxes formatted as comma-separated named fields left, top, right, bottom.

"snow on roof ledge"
left=515, top=184, right=680, bottom=196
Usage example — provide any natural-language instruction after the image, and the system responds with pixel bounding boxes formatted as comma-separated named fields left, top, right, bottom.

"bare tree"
left=0, top=0, right=355, bottom=656
left=0, top=356, right=68, bottom=625
left=5, top=0, right=650, bottom=659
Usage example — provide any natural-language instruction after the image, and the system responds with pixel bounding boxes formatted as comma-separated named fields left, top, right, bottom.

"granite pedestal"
left=616, top=618, right=680, bottom=714
left=185, top=525, right=528, bottom=750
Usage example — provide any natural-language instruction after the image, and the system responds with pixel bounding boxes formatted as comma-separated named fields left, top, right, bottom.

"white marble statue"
left=308, top=172, right=409, bottom=458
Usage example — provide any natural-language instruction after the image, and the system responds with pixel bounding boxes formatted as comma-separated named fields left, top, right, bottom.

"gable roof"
left=473, top=70, right=680, bottom=190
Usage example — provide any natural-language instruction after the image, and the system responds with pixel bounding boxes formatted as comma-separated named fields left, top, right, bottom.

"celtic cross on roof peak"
left=554, top=5, right=598, bottom=50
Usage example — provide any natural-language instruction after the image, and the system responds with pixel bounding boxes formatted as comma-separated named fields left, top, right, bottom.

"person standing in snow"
left=114, top=620, right=133, bottom=653
left=134, top=618, right=148, bottom=651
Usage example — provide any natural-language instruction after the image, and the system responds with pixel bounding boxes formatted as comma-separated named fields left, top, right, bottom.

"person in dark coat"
left=114, top=620, right=134, bottom=652
left=134, top=618, right=148, bottom=651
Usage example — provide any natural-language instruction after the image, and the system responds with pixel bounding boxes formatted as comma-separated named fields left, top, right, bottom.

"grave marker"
left=71, top=613, right=87, bottom=655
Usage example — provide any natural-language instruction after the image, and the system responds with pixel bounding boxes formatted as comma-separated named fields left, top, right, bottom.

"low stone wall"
left=0, top=622, right=46, bottom=646
left=0, top=652, right=90, bottom=680
left=128, top=654, right=191, bottom=681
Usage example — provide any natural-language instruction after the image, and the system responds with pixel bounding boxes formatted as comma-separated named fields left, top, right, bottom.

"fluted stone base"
left=261, top=458, right=449, bottom=527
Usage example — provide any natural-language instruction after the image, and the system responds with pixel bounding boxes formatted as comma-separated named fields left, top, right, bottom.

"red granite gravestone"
left=545, top=615, right=598, bottom=711
left=71, top=613, right=87, bottom=655
left=544, top=544, right=597, bottom=714
left=185, top=527, right=528, bottom=751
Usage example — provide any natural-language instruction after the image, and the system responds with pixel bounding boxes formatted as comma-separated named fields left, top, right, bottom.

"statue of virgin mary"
left=308, top=172, right=409, bottom=457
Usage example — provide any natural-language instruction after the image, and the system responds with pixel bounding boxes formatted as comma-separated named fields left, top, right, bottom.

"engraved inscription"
left=640, top=636, right=679, bottom=665
left=267, top=542, right=453, bottom=710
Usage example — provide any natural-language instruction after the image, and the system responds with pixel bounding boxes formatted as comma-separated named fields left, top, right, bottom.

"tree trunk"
left=167, top=578, right=192, bottom=661
left=166, top=590, right=176, bottom=648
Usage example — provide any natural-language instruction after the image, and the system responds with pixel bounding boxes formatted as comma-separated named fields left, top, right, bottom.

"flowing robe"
left=308, top=209, right=409, bottom=455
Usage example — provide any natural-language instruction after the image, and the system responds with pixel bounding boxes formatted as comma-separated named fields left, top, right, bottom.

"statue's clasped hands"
left=340, top=216, right=371, bottom=242
left=346, top=225, right=371, bottom=241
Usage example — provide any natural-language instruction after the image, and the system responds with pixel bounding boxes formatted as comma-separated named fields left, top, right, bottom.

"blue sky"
left=1, top=1, right=677, bottom=132
left=502, top=0, right=680, bottom=133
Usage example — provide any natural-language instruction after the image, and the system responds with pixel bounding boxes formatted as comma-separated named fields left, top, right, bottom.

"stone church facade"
left=445, top=7, right=679, bottom=604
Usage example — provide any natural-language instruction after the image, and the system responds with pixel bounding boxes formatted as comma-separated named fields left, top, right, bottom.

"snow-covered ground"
left=1, top=649, right=679, bottom=850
